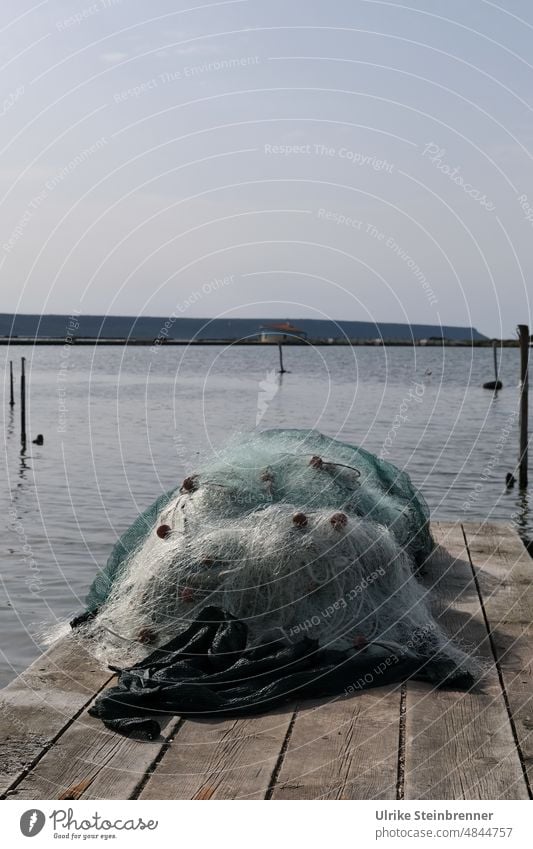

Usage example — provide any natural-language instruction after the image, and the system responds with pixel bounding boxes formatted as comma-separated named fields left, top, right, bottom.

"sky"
left=1, top=0, right=532, bottom=337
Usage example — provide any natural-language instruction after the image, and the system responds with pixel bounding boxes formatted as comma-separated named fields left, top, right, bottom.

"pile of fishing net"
left=77, top=429, right=478, bottom=730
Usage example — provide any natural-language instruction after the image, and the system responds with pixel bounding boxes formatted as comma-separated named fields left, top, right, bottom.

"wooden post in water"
left=518, top=324, right=529, bottom=489
left=20, top=356, right=26, bottom=452
left=483, top=340, right=503, bottom=390
left=9, top=360, right=15, bottom=407
left=278, top=343, right=286, bottom=374
left=493, top=340, right=499, bottom=385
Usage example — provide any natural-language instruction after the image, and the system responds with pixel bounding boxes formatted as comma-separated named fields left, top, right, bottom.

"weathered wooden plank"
left=139, top=707, right=295, bottom=800
left=403, top=522, right=529, bottom=800
left=464, top=521, right=532, bottom=584
left=462, top=522, right=532, bottom=793
left=0, top=633, right=111, bottom=796
left=5, top=702, right=182, bottom=800
left=270, top=689, right=401, bottom=800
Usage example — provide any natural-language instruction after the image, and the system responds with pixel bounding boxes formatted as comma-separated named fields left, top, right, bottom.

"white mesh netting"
left=80, top=429, right=478, bottom=680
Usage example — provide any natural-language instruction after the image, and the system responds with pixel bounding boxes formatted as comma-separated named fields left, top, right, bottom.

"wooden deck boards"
left=404, top=523, right=529, bottom=800
left=1, top=522, right=532, bottom=801
left=0, top=635, right=112, bottom=797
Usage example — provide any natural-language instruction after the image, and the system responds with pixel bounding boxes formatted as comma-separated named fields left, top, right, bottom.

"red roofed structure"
left=259, top=322, right=307, bottom=342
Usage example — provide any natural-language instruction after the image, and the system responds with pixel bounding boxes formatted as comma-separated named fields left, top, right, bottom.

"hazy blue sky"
left=1, top=0, right=532, bottom=336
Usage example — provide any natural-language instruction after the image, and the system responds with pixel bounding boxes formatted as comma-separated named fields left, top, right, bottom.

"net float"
left=181, top=475, right=198, bottom=493
left=292, top=511, right=308, bottom=527
left=330, top=512, right=348, bottom=530
left=179, top=587, right=195, bottom=603
left=137, top=628, right=157, bottom=645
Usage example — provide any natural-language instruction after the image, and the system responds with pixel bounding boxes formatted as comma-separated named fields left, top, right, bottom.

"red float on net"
left=330, top=512, right=348, bottom=530
left=179, top=587, right=195, bottom=603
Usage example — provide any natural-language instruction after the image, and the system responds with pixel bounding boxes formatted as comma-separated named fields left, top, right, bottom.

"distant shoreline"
left=0, top=337, right=521, bottom=347
left=0, top=314, right=489, bottom=344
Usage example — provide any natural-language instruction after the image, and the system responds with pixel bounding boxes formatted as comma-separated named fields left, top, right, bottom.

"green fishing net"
left=80, top=429, right=478, bottom=685
left=86, top=429, right=433, bottom=615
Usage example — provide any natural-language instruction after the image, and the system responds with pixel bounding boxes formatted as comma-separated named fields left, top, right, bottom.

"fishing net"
left=80, top=429, right=476, bottom=683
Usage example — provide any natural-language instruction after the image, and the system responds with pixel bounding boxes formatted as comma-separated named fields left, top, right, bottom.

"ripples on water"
left=1, top=344, right=530, bottom=684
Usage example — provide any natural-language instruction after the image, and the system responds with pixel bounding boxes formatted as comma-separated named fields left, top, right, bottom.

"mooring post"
left=9, top=360, right=15, bottom=407
left=278, top=343, right=286, bottom=374
left=20, top=356, right=26, bottom=452
left=493, top=340, right=499, bottom=385
left=518, top=324, right=529, bottom=489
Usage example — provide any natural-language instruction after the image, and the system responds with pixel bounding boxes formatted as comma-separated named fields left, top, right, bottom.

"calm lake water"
left=1, top=344, right=530, bottom=685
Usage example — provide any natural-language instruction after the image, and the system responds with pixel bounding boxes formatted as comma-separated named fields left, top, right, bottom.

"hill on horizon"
left=0, top=314, right=488, bottom=342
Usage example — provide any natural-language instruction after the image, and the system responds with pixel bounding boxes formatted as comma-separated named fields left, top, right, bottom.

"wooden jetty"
left=1, top=521, right=531, bottom=801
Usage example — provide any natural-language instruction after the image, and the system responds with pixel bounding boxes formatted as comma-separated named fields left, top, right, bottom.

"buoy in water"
left=505, top=473, right=516, bottom=490
left=32, top=434, right=44, bottom=445
left=483, top=380, right=503, bottom=391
